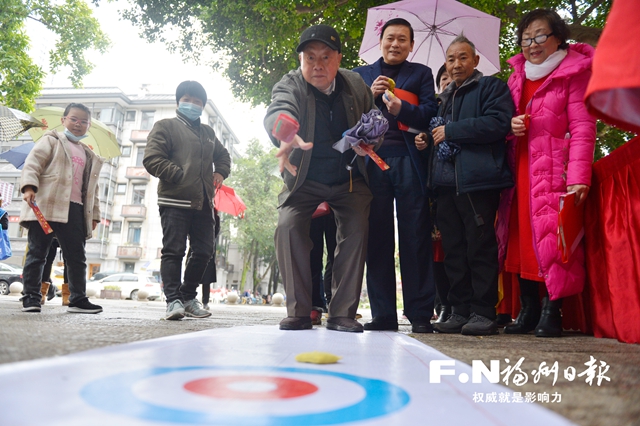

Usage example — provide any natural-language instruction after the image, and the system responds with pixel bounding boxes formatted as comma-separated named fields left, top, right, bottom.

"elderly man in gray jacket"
left=265, top=25, right=375, bottom=333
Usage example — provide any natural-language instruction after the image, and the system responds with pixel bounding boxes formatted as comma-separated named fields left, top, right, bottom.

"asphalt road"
left=0, top=294, right=638, bottom=426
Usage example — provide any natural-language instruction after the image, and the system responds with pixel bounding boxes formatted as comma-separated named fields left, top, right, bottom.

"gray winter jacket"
left=264, top=68, right=376, bottom=205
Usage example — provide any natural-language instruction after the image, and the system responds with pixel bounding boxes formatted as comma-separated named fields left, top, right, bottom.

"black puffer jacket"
left=433, top=70, right=514, bottom=193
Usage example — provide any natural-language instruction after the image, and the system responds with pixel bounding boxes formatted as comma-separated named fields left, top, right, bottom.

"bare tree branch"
left=568, top=23, right=602, bottom=46
left=573, top=0, right=607, bottom=25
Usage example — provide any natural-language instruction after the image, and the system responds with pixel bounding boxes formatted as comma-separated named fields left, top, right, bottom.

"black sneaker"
left=461, top=313, right=498, bottom=336
left=68, top=298, right=103, bottom=314
left=433, top=313, right=469, bottom=333
left=21, top=297, right=41, bottom=313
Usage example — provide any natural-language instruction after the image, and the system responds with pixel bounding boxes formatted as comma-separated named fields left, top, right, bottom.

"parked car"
left=89, top=271, right=120, bottom=281
left=0, top=263, right=23, bottom=295
left=92, top=273, right=161, bottom=301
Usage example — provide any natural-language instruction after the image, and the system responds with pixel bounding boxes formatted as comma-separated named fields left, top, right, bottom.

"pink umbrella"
left=359, top=0, right=501, bottom=76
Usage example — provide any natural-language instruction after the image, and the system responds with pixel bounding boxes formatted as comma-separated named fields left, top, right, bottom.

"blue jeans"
left=22, top=203, right=87, bottom=304
left=159, top=205, right=214, bottom=303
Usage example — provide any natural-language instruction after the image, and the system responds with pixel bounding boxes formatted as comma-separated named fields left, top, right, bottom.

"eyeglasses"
left=520, top=33, right=554, bottom=47
left=64, top=116, right=90, bottom=126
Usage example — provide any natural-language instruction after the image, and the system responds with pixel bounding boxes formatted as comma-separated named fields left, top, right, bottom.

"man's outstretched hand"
left=275, top=134, right=313, bottom=176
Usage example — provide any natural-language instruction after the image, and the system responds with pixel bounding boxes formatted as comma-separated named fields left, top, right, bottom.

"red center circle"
left=184, top=375, right=319, bottom=400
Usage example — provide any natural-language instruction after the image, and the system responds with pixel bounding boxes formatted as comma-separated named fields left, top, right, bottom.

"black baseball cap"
left=296, top=25, right=342, bottom=53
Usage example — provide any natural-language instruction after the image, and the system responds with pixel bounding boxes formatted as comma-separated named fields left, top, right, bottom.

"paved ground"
left=0, top=294, right=638, bottom=426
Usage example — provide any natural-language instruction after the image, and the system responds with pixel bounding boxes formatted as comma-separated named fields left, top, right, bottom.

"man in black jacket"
left=416, top=35, right=514, bottom=336
left=144, top=81, right=231, bottom=321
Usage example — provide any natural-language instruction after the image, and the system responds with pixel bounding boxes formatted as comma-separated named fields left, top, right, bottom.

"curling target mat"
left=0, top=325, right=573, bottom=425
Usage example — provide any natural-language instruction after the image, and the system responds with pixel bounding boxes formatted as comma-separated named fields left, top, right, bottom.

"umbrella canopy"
left=214, top=184, right=247, bottom=218
left=0, top=142, right=36, bottom=170
left=27, top=107, right=121, bottom=159
left=0, top=106, right=45, bottom=142
left=359, top=0, right=501, bottom=76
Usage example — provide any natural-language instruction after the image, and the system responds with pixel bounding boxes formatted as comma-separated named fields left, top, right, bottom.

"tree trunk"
left=252, top=241, right=260, bottom=292
left=268, top=262, right=275, bottom=295
left=240, top=247, right=252, bottom=291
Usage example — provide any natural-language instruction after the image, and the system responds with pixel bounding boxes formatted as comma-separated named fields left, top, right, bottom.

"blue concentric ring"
left=81, top=366, right=410, bottom=425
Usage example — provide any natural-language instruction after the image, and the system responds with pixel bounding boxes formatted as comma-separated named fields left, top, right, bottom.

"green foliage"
left=0, top=0, right=110, bottom=112
left=0, top=0, right=44, bottom=112
left=125, top=0, right=629, bottom=154
left=103, top=285, right=121, bottom=291
left=124, top=0, right=386, bottom=106
left=124, top=0, right=610, bottom=105
left=594, top=123, right=635, bottom=161
left=222, top=139, right=282, bottom=288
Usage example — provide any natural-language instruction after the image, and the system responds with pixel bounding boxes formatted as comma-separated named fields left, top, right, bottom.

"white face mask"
left=63, top=128, right=88, bottom=142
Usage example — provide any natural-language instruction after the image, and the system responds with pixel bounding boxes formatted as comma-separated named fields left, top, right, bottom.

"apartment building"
left=0, top=87, right=243, bottom=288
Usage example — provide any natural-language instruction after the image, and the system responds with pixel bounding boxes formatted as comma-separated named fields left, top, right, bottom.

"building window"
left=12, top=182, right=21, bottom=199
left=135, top=148, right=145, bottom=167
left=100, top=181, right=115, bottom=200
left=112, top=221, right=122, bottom=233
left=116, top=183, right=126, bottom=194
left=114, top=109, right=124, bottom=127
left=96, top=108, right=113, bottom=123
left=127, top=222, right=142, bottom=245
left=124, top=262, right=135, bottom=273
left=132, top=184, right=146, bottom=205
left=140, top=111, right=155, bottom=130
left=97, top=223, right=109, bottom=240
left=121, top=146, right=131, bottom=157
left=125, top=111, right=136, bottom=122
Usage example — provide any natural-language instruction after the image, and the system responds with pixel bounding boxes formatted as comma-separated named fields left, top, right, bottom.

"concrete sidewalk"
left=0, top=295, right=638, bottom=425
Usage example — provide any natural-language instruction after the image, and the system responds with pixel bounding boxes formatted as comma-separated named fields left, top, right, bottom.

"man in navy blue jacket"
left=419, top=35, right=514, bottom=336
left=353, top=18, right=438, bottom=333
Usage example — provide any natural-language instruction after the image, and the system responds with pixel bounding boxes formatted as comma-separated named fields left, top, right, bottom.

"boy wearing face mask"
left=19, top=103, right=104, bottom=314
left=144, top=80, right=231, bottom=320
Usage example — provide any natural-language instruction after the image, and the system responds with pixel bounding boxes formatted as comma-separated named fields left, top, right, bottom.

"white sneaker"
left=184, top=299, right=212, bottom=318
left=165, top=300, right=185, bottom=320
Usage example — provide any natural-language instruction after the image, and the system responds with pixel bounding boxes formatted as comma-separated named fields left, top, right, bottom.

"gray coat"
left=264, top=68, right=376, bottom=205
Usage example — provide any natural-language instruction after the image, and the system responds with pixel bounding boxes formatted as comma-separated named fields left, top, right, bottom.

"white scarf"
left=524, top=49, right=568, bottom=81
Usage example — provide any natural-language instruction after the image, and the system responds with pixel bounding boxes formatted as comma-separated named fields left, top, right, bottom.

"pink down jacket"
left=496, top=43, right=597, bottom=300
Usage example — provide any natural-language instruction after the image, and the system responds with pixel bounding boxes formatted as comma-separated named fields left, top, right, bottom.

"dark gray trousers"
left=275, top=178, right=372, bottom=318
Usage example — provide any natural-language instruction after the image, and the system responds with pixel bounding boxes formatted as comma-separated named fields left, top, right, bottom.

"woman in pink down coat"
left=496, top=9, right=596, bottom=338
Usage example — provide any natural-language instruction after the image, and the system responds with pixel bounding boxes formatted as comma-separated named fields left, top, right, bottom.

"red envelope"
left=30, top=201, right=53, bottom=235
left=557, top=192, right=585, bottom=263
left=272, top=114, right=300, bottom=143
left=359, top=142, right=390, bottom=171
left=312, top=202, right=331, bottom=219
